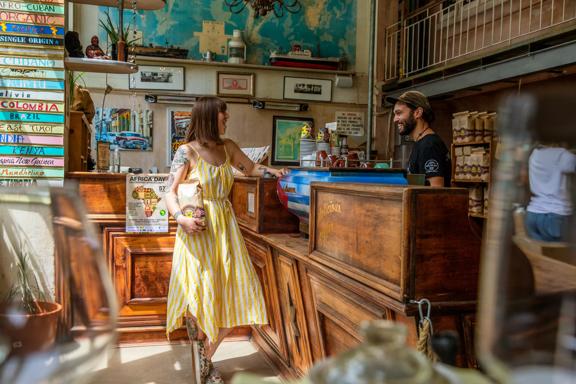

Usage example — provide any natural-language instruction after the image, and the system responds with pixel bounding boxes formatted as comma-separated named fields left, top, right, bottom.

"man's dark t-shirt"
left=408, top=133, right=451, bottom=186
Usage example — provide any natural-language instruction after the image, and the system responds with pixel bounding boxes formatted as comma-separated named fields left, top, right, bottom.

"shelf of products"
left=65, top=58, right=138, bottom=74
left=68, top=0, right=165, bottom=10
left=135, top=56, right=355, bottom=76
left=451, top=110, right=498, bottom=218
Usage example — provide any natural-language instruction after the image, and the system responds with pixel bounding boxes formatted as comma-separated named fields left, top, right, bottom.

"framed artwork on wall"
left=271, top=116, right=314, bottom=166
left=167, top=109, right=192, bottom=166
left=94, top=108, right=153, bottom=151
left=283, top=76, right=332, bottom=102
left=129, top=65, right=185, bottom=91
left=216, top=72, right=255, bottom=96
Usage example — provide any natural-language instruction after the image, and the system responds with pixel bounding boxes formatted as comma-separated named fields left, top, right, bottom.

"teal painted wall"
left=99, top=0, right=357, bottom=65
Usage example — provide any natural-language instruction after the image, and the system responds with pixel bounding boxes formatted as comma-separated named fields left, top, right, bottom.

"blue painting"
left=99, top=0, right=357, bottom=66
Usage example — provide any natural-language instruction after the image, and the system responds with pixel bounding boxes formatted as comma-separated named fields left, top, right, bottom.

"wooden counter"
left=241, top=183, right=482, bottom=376
left=67, top=172, right=482, bottom=373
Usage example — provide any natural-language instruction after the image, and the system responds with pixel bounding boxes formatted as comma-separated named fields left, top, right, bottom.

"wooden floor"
left=89, top=341, right=281, bottom=384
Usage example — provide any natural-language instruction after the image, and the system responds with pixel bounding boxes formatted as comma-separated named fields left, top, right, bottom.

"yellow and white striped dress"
left=166, top=147, right=268, bottom=343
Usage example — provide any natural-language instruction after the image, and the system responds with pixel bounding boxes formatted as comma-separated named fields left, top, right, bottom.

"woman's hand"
left=269, top=167, right=289, bottom=178
left=177, top=216, right=206, bottom=234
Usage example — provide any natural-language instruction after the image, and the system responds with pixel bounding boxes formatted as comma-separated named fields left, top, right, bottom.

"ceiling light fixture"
left=224, top=0, right=302, bottom=17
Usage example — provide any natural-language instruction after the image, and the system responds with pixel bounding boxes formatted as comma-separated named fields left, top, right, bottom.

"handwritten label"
left=0, top=111, right=64, bottom=123
left=0, top=34, right=63, bottom=46
left=0, top=166, right=63, bottom=178
left=0, top=11, right=65, bottom=25
left=0, top=67, right=64, bottom=79
left=0, top=133, right=63, bottom=145
left=0, top=155, right=63, bottom=166
left=0, top=56, right=63, bottom=68
left=0, top=145, right=64, bottom=156
left=0, top=89, right=64, bottom=101
left=335, top=111, right=365, bottom=136
left=0, top=2, right=65, bottom=15
left=0, top=178, right=62, bottom=187
left=0, top=100, right=64, bottom=112
left=0, top=123, right=63, bottom=134
left=0, top=78, right=64, bottom=90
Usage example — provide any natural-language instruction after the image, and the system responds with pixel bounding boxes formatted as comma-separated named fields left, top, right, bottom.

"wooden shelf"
left=453, top=141, right=491, bottom=146
left=65, top=58, right=138, bottom=74
left=68, top=0, right=165, bottom=10
left=135, top=56, right=355, bottom=75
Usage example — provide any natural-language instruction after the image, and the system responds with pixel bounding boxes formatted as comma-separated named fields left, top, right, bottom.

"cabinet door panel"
left=276, top=253, right=312, bottom=374
left=108, top=231, right=175, bottom=326
left=306, top=269, right=392, bottom=359
left=244, top=233, right=288, bottom=361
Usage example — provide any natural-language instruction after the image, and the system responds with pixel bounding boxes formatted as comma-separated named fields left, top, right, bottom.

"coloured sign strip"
left=0, top=133, right=63, bottom=145
left=1, top=22, right=64, bottom=36
left=0, top=100, right=64, bottom=113
left=0, top=78, right=63, bottom=90
left=0, top=145, right=64, bottom=156
left=0, top=0, right=65, bottom=185
left=0, top=34, right=63, bottom=47
left=0, top=55, right=63, bottom=67
left=0, top=2, right=65, bottom=15
left=0, top=89, right=63, bottom=101
left=0, top=156, right=64, bottom=167
left=0, top=11, right=65, bottom=25
left=0, top=166, right=64, bottom=178
left=0, top=66, right=64, bottom=79
left=0, top=178, right=62, bottom=187
left=0, top=111, right=64, bottom=123
left=0, top=122, right=63, bottom=134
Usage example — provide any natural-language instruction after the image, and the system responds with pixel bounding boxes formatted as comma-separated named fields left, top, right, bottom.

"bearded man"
left=387, top=91, right=451, bottom=187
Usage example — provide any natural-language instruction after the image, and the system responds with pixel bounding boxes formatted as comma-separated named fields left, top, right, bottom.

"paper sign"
left=335, top=111, right=365, bottom=136
left=126, top=174, right=170, bottom=233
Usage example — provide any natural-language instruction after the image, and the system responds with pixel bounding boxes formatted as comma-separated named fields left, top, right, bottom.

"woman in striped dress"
left=165, top=97, right=286, bottom=383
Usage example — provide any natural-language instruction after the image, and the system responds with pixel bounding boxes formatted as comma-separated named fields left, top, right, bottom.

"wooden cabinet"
left=231, top=176, right=299, bottom=234
left=309, top=183, right=481, bottom=303
left=67, top=112, right=92, bottom=172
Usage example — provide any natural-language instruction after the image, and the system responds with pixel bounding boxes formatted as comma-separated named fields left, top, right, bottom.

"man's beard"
left=398, top=113, right=417, bottom=136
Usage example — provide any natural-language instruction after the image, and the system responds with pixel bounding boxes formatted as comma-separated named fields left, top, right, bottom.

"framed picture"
left=217, top=72, right=255, bottom=96
left=129, top=65, right=185, bottom=91
left=167, top=109, right=192, bottom=166
left=94, top=108, right=153, bottom=151
left=271, top=116, right=314, bottom=166
left=283, top=76, right=332, bottom=102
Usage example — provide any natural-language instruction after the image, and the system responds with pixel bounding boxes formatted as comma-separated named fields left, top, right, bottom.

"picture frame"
left=129, top=65, right=185, bottom=91
left=216, top=72, right=255, bottom=97
left=271, top=116, right=314, bottom=166
left=283, top=76, right=332, bottom=102
left=166, top=109, right=192, bottom=166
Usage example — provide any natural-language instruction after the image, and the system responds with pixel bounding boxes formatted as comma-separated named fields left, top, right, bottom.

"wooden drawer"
left=309, top=183, right=481, bottom=303
left=232, top=177, right=299, bottom=233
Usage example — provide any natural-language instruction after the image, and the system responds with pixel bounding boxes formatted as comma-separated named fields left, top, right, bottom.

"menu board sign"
left=126, top=174, right=170, bottom=233
left=0, top=0, right=65, bottom=187
left=335, top=111, right=365, bottom=136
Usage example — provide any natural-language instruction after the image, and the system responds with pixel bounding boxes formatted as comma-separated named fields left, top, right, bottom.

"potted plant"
left=99, top=10, right=137, bottom=61
left=0, top=247, right=62, bottom=355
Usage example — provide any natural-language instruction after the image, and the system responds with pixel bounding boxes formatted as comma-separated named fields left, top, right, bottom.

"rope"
left=417, top=317, right=437, bottom=362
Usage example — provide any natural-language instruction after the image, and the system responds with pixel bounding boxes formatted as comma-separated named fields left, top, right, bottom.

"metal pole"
left=366, top=0, right=377, bottom=161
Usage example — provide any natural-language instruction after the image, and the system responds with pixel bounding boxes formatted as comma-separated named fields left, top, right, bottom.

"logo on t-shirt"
left=424, top=159, right=439, bottom=173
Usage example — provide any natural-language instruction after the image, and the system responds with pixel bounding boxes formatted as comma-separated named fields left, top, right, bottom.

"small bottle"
left=228, top=29, right=246, bottom=64
left=110, top=144, right=121, bottom=173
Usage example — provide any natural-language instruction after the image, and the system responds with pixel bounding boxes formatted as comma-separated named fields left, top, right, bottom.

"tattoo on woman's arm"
left=166, top=146, right=189, bottom=189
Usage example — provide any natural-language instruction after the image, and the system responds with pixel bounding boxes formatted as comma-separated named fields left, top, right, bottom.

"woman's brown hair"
left=186, top=96, right=227, bottom=146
